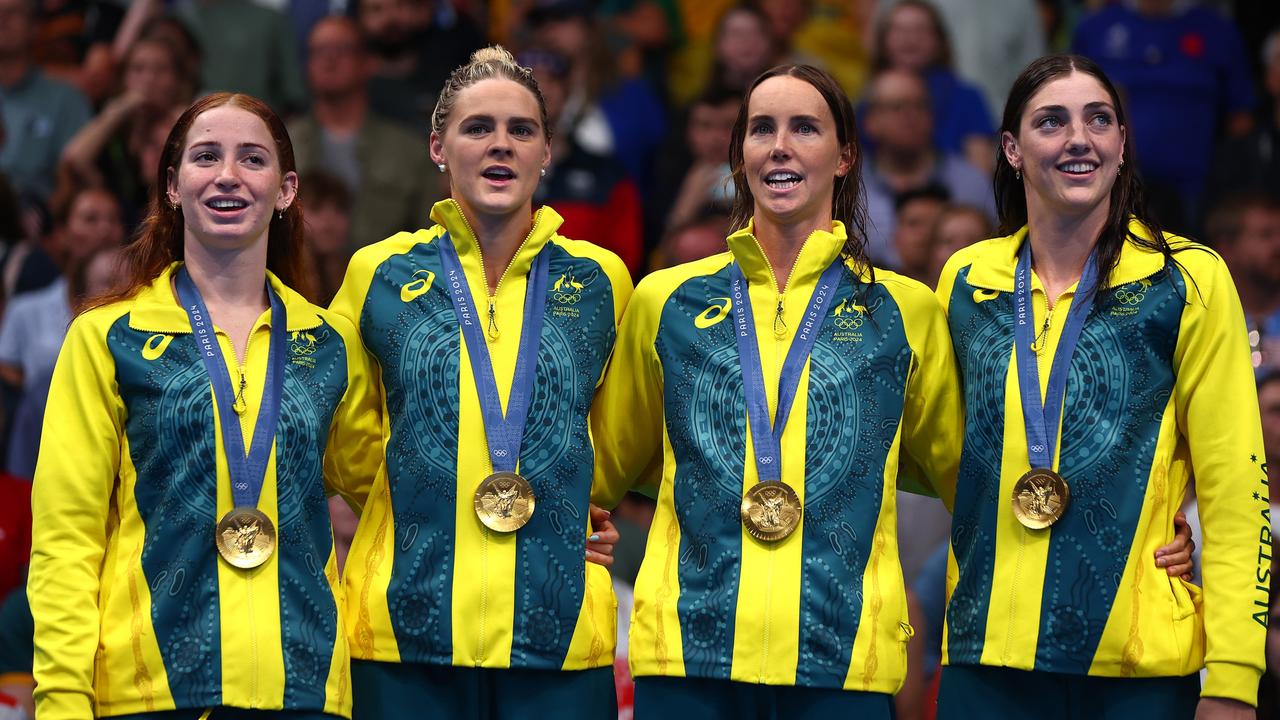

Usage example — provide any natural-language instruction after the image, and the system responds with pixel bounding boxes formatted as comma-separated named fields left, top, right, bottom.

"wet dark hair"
left=728, top=64, right=872, bottom=274
left=995, top=54, right=1173, bottom=290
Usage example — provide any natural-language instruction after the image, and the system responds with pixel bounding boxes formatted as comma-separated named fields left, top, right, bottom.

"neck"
left=313, top=92, right=367, bottom=134
left=0, top=55, right=28, bottom=88
left=1025, top=200, right=1110, bottom=301
left=181, top=235, right=270, bottom=310
left=461, top=202, right=534, bottom=291
left=752, top=210, right=828, bottom=290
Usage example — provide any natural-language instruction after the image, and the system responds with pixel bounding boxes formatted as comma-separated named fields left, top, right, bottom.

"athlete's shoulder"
left=550, top=234, right=632, bottom=292
left=633, top=251, right=733, bottom=305
left=348, top=226, right=444, bottom=275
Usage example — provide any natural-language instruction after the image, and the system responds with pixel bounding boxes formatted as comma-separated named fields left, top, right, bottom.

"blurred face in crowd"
left=1266, top=33, right=1280, bottom=103
left=307, top=17, right=369, bottom=98
left=529, top=65, right=567, bottom=130
left=359, top=0, right=411, bottom=55
left=893, top=194, right=945, bottom=278
left=929, top=206, right=989, bottom=279
left=0, top=0, right=32, bottom=59
left=742, top=75, right=851, bottom=231
left=536, top=16, right=591, bottom=61
left=306, top=201, right=351, bottom=257
left=1002, top=71, right=1125, bottom=223
left=688, top=99, right=738, bottom=165
left=400, top=0, right=434, bottom=33
left=882, top=3, right=942, bottom=72
left=124, top=40, right=182, bottom=111
left=864, top=70, right=933, bottom=154
left=757, top=0, right=810, bottom=44
left=83, top=246, right=125, bottom=298
left=717, top=9, right=774, bottom=80
left=62, top=189, right=123, bottom=264
left=167, top=106, right=297, bottom=253
left=430, top=79, right=551, bottom=222
left=1227, top=205, right=1280, bottom=286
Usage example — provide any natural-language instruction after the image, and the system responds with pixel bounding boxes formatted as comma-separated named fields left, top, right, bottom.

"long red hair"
left=85, top=93, right=312, bottom=311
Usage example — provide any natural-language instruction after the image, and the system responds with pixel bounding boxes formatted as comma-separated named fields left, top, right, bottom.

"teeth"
left=208, top=199, right=246, bottom=209
left=765, top=171, right=802, bottom=189
left=1060, top=163, right=1097, bottom=173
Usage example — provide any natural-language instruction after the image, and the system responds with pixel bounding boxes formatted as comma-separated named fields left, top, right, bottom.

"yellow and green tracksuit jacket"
left=28, top=264, right=383, bottom=719
left=592, top=220, right=962, bottom=693
left=330, top=199, right=633, bottom=672
left=936, top=222, right=1268, bottom=705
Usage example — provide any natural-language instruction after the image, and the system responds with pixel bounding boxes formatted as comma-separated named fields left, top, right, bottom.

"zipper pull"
left=773, top=295, right=786, bottom=338
left=487, top=298, right=500, bottom=340
left=232, top=371, right=248, bottom=415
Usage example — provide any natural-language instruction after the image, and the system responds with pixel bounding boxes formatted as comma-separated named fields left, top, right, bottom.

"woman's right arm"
left=28, top=313, right=124, bottom=720
left=58, top=95, right=140, bottom=186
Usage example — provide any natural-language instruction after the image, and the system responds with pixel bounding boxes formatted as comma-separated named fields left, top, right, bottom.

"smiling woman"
left=329, top=46, right=633, bottom=720
left=27, top=93, right=384, bottom=720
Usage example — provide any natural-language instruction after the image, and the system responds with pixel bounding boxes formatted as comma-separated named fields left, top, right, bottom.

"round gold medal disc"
left=474, top=471, right=536, bottom=532
left=740, top=480, right=803, bottom=542
left=215, top=507, right=277, bottom=569
left=1011, top=468, right=1071, bottom=529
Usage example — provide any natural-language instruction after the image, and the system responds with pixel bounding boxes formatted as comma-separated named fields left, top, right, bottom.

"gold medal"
left=474, top=471, right=536, bottom=532
left=1011, top=468, right=1071, bottom=529
left=215, top=507, right=276, bottom=569
left=740, top=480, right=803, bottom=542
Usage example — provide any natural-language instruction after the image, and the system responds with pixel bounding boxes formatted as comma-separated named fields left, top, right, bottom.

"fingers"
left=585, top=549, right=614, bottom=567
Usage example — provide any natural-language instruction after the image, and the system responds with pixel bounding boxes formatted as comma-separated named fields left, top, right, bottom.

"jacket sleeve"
left=323, top=313, right=385, bottom=516
left=28, top=312, right=124, bottom=720
left=590, top=276, right=667, bottom=509
left=1171, top=252, right=1267, bottom=705
left=893, top=280, right=962, bottom=511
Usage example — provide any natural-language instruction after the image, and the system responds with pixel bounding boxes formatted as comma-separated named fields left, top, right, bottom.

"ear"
left=1119, top=124, right=1126, bottom=166
left=429, top=131, right=446, bottom=167
left=1000, top=130, right=1021, bottom=171
left=542, top=138, right=552, bottom=172
left=277, top=170, right=299, bottom=210
left=835, top=142, right=854, bottom=178
left=165, top=166, right=179, bottom=205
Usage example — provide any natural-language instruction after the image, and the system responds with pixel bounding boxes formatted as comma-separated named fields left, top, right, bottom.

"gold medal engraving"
left=740, top=480, right=802, bottom=542
left=1011, top=468, right=1071, bottom=529
left=216, top=507, right=276, bottom=569
left=474, top=471, right=536, bottom=532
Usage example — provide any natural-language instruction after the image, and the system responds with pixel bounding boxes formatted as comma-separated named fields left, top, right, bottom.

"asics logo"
left=400, top=270, right=436, bottom=302
left=695, top=297, right=732, bottom=328
left=973, top=289, right=1000, bottom=304
left=142, top=334, right=174, bottom=360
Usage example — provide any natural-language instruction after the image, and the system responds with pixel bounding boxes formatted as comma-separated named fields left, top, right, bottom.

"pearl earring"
left=540, top=168, right=546, bottom=177
left=438, top=163, right=446, bottom=173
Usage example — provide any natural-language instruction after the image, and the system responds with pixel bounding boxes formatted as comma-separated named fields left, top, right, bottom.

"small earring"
left=437, top=163, right=446, bottom=173
left=277, top=208, right=284, bottom=220
left=168, top=197, right=180, bottom=210
left=1117, top=160, right=1124, bottom=176
left=540, top=168, right=546, bottom=177
left=1015, top=168, right=1021, bottom=180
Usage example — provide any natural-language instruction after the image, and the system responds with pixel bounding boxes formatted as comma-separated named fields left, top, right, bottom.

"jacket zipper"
left=456, top=210, right=542, bottom=342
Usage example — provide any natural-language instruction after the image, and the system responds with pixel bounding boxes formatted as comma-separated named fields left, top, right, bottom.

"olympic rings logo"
left=553, top=291, right=582, bottom=305
left=1113, top=288, right=1145, bottom=306
left=833, top=315, right=863, bottom=330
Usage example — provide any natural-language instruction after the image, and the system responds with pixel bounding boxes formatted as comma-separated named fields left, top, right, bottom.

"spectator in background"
left=787, top=0, right=875, bottom=100
left=650, top=85, right=738, bottom=241
left=177, top=0, right=307, bottom=115
left=0, top=0, right=91, bottom=202
left=526, top=0, right=666, bottom=206
left=1073, top=0, right=1256, bottom=225
left=0, top=194, right=122, bottom=479
left=860, top=68, right=993, bottom=268
left=1205, top=193, right=1280, bottom=371
left=30, top=0, right=125, bottom=103
left=1208, top=27, right=1280, bottom=210
left=872, top=0, right=996, bottom=174
left=890, top=185, right=948, bottom=284
left=301, top=171, right=354, bottom=305
left=291, top=15, right=440, bottom=249
left=924, top=0, right=1047, bottom=119
left=650, top=205, right=730, bottom=270
left=708, top=5, right=780, bottom=97
left=526, top=48, right=645, bottom=273
left=59, top=23, right=198, bottom=230
left=927, top=202, right=991, bottom=286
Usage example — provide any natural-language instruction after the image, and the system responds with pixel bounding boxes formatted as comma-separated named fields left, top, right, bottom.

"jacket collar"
left=127, top=262, right=322, bottom=334
left=429, top=199, right=564, bottom=281
left=725, top=219, right=852, bottom=292
left=964, top=218, right=1171, bottom=292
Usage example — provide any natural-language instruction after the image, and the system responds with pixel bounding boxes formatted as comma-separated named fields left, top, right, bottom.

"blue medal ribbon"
left=730, top=259, right=843, bottom=483
left=437, top=233, right=550, bottom=474
left=1012, top=239, right=1099, bottom=470
left=175, top=267, right=286, bottom=509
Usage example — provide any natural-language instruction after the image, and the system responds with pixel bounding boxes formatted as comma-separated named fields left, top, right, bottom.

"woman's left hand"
left=1154, top=510, right=1195, bottom=581
left=585, top=504, right=619, bottom=567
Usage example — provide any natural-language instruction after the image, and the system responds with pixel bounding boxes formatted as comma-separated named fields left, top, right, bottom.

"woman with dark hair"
left=27, top=92, right=383, bottom=720
left=592, top=62, right=962, bottom=718
left=935, top=54, right=1266, bottom=719
left=330, top=46, right=629, bottom=720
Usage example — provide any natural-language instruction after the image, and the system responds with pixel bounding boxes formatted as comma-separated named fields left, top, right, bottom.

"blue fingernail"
left=588, top=534, right=600, bottom=542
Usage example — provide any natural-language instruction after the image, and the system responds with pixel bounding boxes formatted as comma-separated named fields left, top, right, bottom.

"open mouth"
left=205, top=198, right=249, bottom=212
left=482, top=166, right=516, bottom=182
left=1057, top=162, right=1099, bottom=176
left=764, top=170, right=802, bottom=190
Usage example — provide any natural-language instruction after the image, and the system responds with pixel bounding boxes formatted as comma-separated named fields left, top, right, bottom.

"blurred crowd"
left=0, top=0, right=1278, bottom=718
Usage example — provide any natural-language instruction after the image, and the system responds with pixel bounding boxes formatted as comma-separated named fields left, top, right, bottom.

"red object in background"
left=545, top=178, right=645, bottom=277
left=1179, top=32, right=1205, bottom=59
left=614, top=655, right=633, bottom=720
left=0, top=474, right=31, bottom=599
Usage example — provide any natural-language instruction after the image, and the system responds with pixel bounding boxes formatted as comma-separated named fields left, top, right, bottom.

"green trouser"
left=936, top=664, right=1200, bottom=720
left=107, top=710, right=339, bottom=720
left=350, top=659, right=617, bottom=720
left=633, top=674, right=896, bottom=720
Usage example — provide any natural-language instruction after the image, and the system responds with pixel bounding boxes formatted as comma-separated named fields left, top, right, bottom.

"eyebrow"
left=748, top=113, right=824, bottom=124
left=1031, top=101, right=1116, bottom=114
left=187, top=141, right=272, bottom=153
left=460, top=114, right=540, bottom=125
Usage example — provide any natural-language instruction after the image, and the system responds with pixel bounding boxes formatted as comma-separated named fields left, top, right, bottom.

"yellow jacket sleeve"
left=322, top=312, right=385, bottom=516
left=590, top=275, right=667, bottom=509
left=28, top=310, right=125, bottom=720
left=1171, top=251, right=1267, bottom=704
left=889, top=278, right=962, bottom=511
